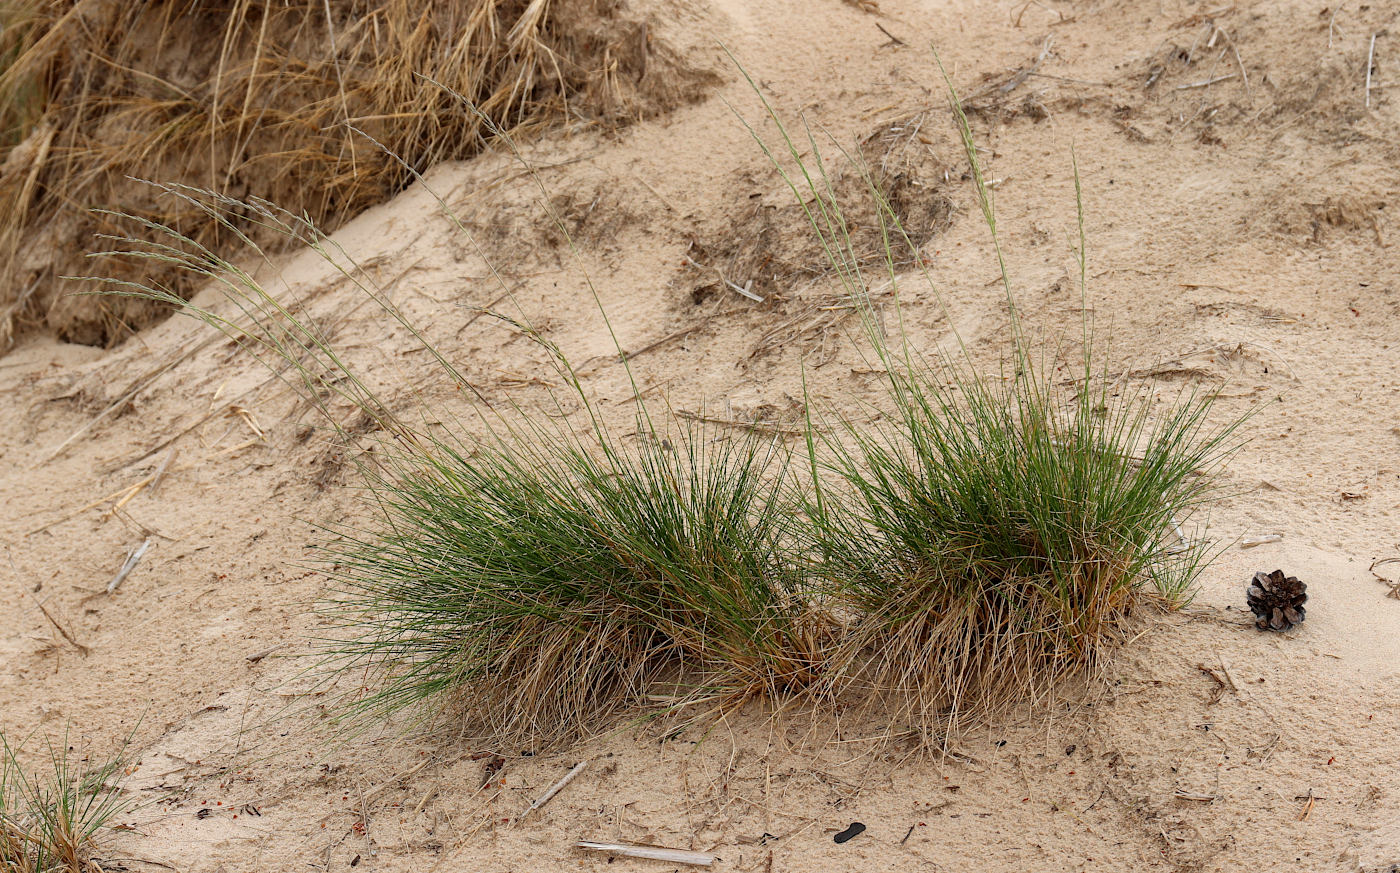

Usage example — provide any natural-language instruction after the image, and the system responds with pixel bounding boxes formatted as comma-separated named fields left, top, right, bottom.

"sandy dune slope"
left=2, top=0, right=1399, bottom=870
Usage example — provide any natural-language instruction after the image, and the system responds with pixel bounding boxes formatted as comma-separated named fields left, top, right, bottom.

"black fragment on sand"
left=834, top=822, right=866, bottom=844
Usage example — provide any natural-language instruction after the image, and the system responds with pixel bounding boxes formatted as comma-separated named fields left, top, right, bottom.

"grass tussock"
left=0, top=0, right=716, bottom=350
left=328, top=428, right=826, bottom=743
left=809, top=365, right=1228, bottom=728
left=96, top=182, right=826, bottom=745
left=738, top=68, right=1240, bottom=733
left=0, top=732, right=129, bottom=873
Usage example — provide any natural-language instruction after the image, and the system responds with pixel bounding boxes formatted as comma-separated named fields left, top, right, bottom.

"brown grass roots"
left=0, top=0, right=717, bottom=350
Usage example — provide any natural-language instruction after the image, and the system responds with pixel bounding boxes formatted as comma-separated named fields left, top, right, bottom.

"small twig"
left=27, top=474, right=156, bottom=536
left=676, top=410, right=808, bottom=437
left=1239, top=534, right=1283, bottom=548
left=412, top=780, right=440, bottom=817
left=1025, top=72, right=1113, bottom=87
left=683, top=255, right=764, bottom=303
left=1213, top=651, right=1239, bottom=694
left=727, top=278, right=764, bottom=303
left=214, top=437, right=263, bottom=457
left=1084, top=784, right=1108, bottom=811
left=1369, top=557, right=1400, bottom=598
left=1215, top=28, right=1251, bottom=101
left=608, top=323, right=709, bottom=367
left=1298, top=789, right=1315, bottom=821
left=900, top=823, right=916, bottom=844
left=148, top=448, right=179, bottom=495
left=1176, top=73, right=1237, bottom=90
left=874, top=21, right=906, bottom=46
left=108, top=537, right=152, bottom=595
left=1328, top=4, right=1344, bottom=49
left=1173, top=789, right=1218, bottom=803
left=30, top=595, right=89, bottom=655
left=525, top=760, right=587, bottom=815
left=576, top=841, right=714, bottom=867
left=245, top=643, right=286, bottom=663
left=633, top=174, right=675, bottom=212
left=1365, top=33, right=1377, bottom=108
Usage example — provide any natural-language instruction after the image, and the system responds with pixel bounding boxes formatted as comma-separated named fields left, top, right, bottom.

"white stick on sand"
left=108, top=537, right=152, bottom=594
left=1365, top=33, right=1377, bottom=108
left=525, top=760, right=587, bottom=814
left=576, top=841, right=716, bottom=867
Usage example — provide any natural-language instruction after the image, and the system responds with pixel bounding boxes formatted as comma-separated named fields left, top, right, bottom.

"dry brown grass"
left=0, top=0, right=716, bottom=349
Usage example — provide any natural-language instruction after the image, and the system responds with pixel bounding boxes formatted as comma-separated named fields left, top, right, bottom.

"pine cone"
left=1246, top=569, right=1307, bottom=631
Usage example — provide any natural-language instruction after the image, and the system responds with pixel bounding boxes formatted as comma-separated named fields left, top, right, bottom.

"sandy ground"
left=3, top=0, right=1400, bottom=870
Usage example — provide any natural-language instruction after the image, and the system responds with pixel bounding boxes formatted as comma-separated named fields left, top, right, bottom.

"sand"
left=2, top=0, right=1399, bottom=870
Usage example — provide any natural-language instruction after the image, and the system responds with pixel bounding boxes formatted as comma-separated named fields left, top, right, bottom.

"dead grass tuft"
left=0, top=0, right=717, bottom=349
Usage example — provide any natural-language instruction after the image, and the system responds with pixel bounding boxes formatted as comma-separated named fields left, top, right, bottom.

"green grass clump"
left=96, top=186, right=825, bottom=744
left=737, top=63, right=1240, bottom=733
left=808, top=360, right=1228, bottom=727
left=326, top=427, right=824, bottom=742
left=0, top=732, right=129, bottom=873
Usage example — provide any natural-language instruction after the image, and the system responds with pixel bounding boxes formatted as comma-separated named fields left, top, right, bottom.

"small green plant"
left=734, top=60, right=1241, bottom=734
left=0, top=731, right=129, bottom=873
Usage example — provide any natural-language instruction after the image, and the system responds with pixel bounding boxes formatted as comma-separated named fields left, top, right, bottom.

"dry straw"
left=0, top=0, right=715, bottom=349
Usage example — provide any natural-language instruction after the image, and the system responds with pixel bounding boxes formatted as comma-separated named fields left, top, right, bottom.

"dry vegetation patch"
left=0, top=0, right=717, bottom=349
left=681, top=113, right=955, bottom=364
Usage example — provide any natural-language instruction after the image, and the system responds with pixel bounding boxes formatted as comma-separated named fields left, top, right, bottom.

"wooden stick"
left=874, top=21, right=906, bottom=47
left=726, top=278, right=764, bottom=303
left=1176, top=73, right=1236, bottom=90
left=623, top=324, right=709, bottom=362
left=411, top=780, right=440, bottom=816
left=576, top=841, right=715, bottom=867
left=244, top=643, right=286, bottom=663
left=148, top=448, right=179, bottom=494
left=525, top=760, right=586, bottom=814
left=108, top=537, right=152, bottom=594
left=1366, top=33, right=1377, bottom=108
left=632, top=174, right=676, bottom=212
